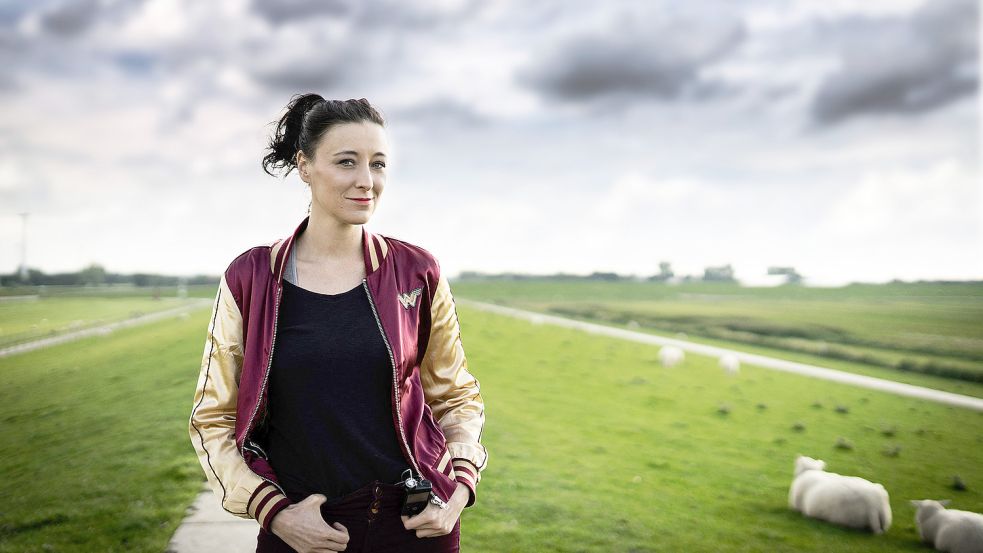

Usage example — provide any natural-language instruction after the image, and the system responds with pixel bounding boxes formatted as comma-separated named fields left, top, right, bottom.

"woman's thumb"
left=305, top=493, right=327, bottom=506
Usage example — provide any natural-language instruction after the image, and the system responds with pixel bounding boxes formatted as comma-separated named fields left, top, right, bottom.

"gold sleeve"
left=188, top=273, right=290, bottom=529
left=420, top=271, right=487, bottom=506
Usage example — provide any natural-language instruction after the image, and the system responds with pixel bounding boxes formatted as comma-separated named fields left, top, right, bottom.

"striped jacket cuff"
left=248, top=482, right=292, bottom=533
left=452, top=459, right=479, bottom=508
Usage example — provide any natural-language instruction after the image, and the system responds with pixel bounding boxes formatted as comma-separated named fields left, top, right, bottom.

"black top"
left=264, top=278, right=411, bottom=502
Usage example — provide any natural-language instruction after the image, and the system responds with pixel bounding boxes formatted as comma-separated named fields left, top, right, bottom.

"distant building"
left=703, top=264, right=736, bottom=282
left=767, top=266, right=803, bottom=285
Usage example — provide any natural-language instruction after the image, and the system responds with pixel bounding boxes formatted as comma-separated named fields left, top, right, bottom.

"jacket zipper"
left=362, top=278, right=446, bottom=505
left=241, top=281, right=288, bottom=499
left=244, top=439, right=269, bottom=460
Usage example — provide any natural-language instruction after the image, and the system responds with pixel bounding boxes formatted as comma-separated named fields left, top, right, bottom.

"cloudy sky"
left=0, top=0, right=979, bottom=285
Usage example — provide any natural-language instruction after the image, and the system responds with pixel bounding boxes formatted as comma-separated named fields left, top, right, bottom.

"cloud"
left=803, top=158, right=982, bottom=282
left=388, top=96, right=488, bottom=128
left=810, top=0, right=978, bottom=126
left=815, top=158, right=978, bottom=241
left=250, top=0, right=352, bottom=25
left=250, top=0, right=479, bottom=28
left=516, top=12, right=746, bottom=103
left=0, top=0, right=976, bottom=283
left=39, top=0, right=101, bottom=36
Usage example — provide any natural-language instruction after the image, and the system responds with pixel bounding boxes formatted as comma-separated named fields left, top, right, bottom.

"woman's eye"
left=372, top=161, right=386, bottom=169
left=339, top=159, right=355, bottom=167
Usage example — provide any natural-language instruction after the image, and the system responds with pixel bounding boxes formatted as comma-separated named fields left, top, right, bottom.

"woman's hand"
left=270, top=494, right=349, bottom=552
left=400, top=482, right=468, bottom=538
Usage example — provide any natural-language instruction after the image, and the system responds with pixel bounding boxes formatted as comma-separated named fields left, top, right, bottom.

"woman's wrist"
left=450, top=482, right=470, bottom=512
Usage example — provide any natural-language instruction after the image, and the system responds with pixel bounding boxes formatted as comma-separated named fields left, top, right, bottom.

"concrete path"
left=166, top=483, right=259, bottom=553
left=0, top=299, right=212, bottom=358
left=458, top=299, right=983, bottom=413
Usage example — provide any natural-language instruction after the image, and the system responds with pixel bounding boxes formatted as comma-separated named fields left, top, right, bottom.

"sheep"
left=657, top=345, right=685, bottom=368
left=910, top=499, right=983, bottom=553
left=719, top=353, right=740, bottom=375
left=788, top=455, right=892, bottom=534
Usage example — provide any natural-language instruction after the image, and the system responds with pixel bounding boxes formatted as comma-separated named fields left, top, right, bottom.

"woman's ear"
left=296, top=151, right=309, bottom=182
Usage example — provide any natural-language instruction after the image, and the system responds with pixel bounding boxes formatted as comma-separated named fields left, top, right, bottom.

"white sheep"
left=911, top=499, right=983, bottom=553
left=657, top=345, right=684, bottom=368
left=719, top=353, right=740, bottom=375
left=788, top=455, right=892, bottom=534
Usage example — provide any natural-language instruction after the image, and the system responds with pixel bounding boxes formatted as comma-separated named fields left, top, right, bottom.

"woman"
left=188, top=95, right=487, bottom=553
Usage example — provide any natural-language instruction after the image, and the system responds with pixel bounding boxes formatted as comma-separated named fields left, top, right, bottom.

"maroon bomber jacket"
left=189, top=215, right=487, bottom=532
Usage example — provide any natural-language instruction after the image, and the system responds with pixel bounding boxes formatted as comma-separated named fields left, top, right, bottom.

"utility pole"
left=18, top=212, right=28, bottom=281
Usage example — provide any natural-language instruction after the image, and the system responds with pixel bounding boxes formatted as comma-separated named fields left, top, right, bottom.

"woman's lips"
left=349, top=197, right=372, bottom=204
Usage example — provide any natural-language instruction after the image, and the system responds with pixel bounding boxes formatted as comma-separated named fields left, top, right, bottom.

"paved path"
left=457, top=299, right=983, bottom=412
left=166, top=483, right=259, bottom=553
left=0, top=299, right=212, bottom=358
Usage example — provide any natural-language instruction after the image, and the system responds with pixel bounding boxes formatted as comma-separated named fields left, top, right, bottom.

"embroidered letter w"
left=397, top=286, right=423, bottom=309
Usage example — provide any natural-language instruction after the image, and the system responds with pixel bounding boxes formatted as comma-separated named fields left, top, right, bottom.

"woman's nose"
left=354, top=166, right=372, bottom=189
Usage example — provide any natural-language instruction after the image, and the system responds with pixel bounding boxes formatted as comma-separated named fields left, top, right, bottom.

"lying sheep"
left=911, top=499, right=983, bottom=553
left=719, top=353, right=740, bottom=375
left=658, top=345, right=684, bottom=368
left=788, top=455, right=892, bottom=534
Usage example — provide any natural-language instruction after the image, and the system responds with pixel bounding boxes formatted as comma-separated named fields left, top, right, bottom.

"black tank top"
left=263, top=276, right=411, bottom=502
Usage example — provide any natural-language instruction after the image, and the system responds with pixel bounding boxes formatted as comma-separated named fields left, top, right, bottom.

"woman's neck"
left=296, top=211, right=362, bottom=263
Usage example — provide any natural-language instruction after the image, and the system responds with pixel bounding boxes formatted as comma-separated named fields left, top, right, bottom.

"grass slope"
left=451, top=279, right=983, bottom=393
left=0, top=313, right=210, bottom=552
left=0, top=297, right=201, bottom=348
left=0, top=303, right=980, bottom=551
left=457, top=306, right=983, bottom=552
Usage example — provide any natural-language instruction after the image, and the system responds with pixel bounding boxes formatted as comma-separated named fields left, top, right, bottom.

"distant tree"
left=589, top=271, right=621, bottom=281
left=659, top=261, right=673, bottom=279
left=79, top=263, right=107, bottom=286
left=648, top=261, right=674, bottom=281
left=767, top=266, right=803, bottom=285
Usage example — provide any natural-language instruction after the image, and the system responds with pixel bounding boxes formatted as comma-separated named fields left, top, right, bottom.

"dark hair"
left=262, top=94, right=386, bottom=177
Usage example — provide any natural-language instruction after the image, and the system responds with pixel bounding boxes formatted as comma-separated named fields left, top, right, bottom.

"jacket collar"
left=269, top=215, right=389, bottom=282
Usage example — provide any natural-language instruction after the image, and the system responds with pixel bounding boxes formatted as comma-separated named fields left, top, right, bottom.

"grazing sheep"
left=657, top=345, right=685, bottom=368
left=911, top=500, right=983, bottom=553
left=788, top=455, right=892, bottom=534
left=719, top=353, right=740, bottom=375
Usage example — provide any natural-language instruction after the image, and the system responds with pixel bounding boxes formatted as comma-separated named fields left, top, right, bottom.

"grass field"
left=0, top=310, right=209, bottom=552
left=452, top=279, right=983, bottom=390
left=1, top=298, right=981, bottom=552
left=460, top=306, right=983, bottom=552
left=0, top=296, right=203, bottom=348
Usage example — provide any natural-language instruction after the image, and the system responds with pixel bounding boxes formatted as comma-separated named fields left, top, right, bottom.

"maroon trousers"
left=255, top=480, right=460, bottom=553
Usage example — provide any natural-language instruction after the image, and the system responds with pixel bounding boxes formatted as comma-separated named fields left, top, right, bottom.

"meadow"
left=0, top=288, right=981, bottom=551
left=452, top=279, right=983, bottom=398
left=0, top=294, right=206, bottom=349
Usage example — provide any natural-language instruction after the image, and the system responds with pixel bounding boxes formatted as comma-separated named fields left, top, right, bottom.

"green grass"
left=0, top=284, right=217, bottom=299
left=472, top=303, right=983, bottom=400
left=1, top=300, right=981, bottom=551
left=451, top=279, right=983, bottom=388
left=0, top=296, right=203, bottom=348
left=457, top=306, right=983, bottom=552
left=0, top=308, right=211, bottom=552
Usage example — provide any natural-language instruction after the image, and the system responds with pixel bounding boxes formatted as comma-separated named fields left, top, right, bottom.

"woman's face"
left=297, top=121, right=390, bottom=226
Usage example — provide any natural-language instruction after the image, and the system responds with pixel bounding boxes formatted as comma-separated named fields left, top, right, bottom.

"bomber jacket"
left=188, top=215, right=487, bottom=533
